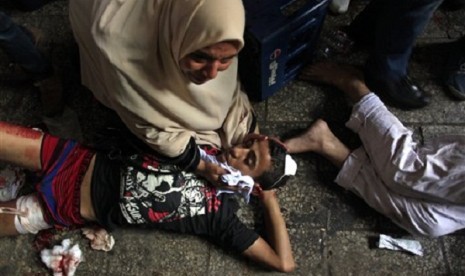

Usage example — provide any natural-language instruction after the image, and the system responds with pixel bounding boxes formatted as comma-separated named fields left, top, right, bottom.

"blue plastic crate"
left=239, top=0, right=330, bottom=101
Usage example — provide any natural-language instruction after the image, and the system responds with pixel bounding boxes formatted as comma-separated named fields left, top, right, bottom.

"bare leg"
left=284, top=119, right=350, bottom=168
left=300, top=62, right=371, bottom=103
left=0, top=194, right=54, bottom=236
left=285, top=62, right=374, bottom=167
left=0, top=122, right=43, bottom=236
left=0, top=199, right=20, bottom=236
left=0, top=122, right=43, bottom=170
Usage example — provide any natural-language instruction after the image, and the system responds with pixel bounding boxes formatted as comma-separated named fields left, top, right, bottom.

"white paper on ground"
left=378, top=234, right=423, bottom=256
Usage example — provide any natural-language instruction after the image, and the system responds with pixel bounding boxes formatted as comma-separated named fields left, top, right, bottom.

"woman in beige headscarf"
left=69, top=0, right=255, bottom=183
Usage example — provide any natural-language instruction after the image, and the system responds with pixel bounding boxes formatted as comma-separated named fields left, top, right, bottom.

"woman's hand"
left=195, top=159, right=229, bottom=187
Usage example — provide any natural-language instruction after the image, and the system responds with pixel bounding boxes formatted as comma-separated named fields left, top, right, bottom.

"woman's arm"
left=242, top=190, right=295, bottom=272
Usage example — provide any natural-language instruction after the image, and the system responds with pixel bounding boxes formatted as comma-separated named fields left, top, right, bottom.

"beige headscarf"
left=69, top=0, right=254, bottom=157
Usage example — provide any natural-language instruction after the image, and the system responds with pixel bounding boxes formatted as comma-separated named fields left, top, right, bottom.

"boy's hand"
left=251, top=184, right=262, bottom=197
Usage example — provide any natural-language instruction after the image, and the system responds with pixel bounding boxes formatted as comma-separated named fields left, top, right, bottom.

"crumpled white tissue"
left=82, top=227, right=115, bottom=251
left=40, top=239, right=82, bottom=276
left=198, top=148, right=254, bottom=203
left=217, top=171, right=254, bottom=203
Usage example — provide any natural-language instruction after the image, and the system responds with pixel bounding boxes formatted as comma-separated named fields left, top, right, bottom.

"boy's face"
left=217, top=135, right=272, bottom=178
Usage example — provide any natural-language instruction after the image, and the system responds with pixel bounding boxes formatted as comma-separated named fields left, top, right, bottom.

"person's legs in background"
left=0, top=12, right=52, bottom=82
left=441, top=0, right=465, bottom=103
left=0, top=10, right=82, bottom=140
left=0, top=11, right=63, bottom=116
left=344, top=0, right=383, bottom=48
left=347, top=0, right=444, bottom=109
left=444, top=36, right=465, bottom=100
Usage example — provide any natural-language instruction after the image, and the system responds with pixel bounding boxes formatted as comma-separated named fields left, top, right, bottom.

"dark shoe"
left=365, top=75, right=431, bottom=109
left=444, top=38, right=465, bottom=100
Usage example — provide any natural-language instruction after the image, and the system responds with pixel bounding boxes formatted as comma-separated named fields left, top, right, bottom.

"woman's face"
left=179, top=41, right=239, bottom=85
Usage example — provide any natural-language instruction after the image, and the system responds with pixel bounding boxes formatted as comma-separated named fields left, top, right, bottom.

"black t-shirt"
left=91, top=153, right=259, bottom=253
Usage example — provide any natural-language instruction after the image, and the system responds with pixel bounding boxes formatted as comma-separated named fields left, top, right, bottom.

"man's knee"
left=414, top=217, right=460, bottom=238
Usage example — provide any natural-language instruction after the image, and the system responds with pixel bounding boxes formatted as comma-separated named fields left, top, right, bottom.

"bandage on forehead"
left=268, top=154, right=297, bottom=189
left=258, top=137, right=298, bottom=190
left=284, top=154, right=297, bottom=176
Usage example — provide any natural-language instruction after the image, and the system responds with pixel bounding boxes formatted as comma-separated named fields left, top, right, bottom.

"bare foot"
left=284, top=119, right=351, bottom=168
left=300, top=62, right=370, bottom=103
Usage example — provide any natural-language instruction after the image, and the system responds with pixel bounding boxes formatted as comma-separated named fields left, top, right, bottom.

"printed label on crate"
left=268, top=60, right=278, bottom=86
left=268, top=48, right=281, bottom=86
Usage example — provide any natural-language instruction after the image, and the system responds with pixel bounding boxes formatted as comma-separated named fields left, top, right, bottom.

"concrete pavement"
left=0, top=1, right=464, bottom=275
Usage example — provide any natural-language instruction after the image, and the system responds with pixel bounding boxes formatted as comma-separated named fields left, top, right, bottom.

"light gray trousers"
left=336, top=93, right=465, bottom=237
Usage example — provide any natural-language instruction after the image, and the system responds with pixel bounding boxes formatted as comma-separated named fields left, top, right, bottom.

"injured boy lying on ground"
left=0, top=122, right=296, bottom=273
left=287, top=62, right=465, bottom=237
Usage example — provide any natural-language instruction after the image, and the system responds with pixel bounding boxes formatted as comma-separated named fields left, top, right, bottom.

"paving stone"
left=443, top=235, right=465, bottom=275
left=325, top=231, right=447, bottom=276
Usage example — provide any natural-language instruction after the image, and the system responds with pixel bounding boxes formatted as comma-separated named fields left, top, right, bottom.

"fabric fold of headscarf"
left=69, top=0, right=253, bottom=157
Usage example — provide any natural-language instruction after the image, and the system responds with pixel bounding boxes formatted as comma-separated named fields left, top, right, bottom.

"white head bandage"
left=285, top=154, right=297, bottom=176
left=266, top=154, right=297, bottom=189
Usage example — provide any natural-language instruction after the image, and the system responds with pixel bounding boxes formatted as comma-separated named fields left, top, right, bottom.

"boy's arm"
left=242, top=190, right=295, bottom=272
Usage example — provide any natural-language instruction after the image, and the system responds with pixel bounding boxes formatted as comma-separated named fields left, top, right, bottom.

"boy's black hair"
left=255, top=138, right=290, bottom=190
